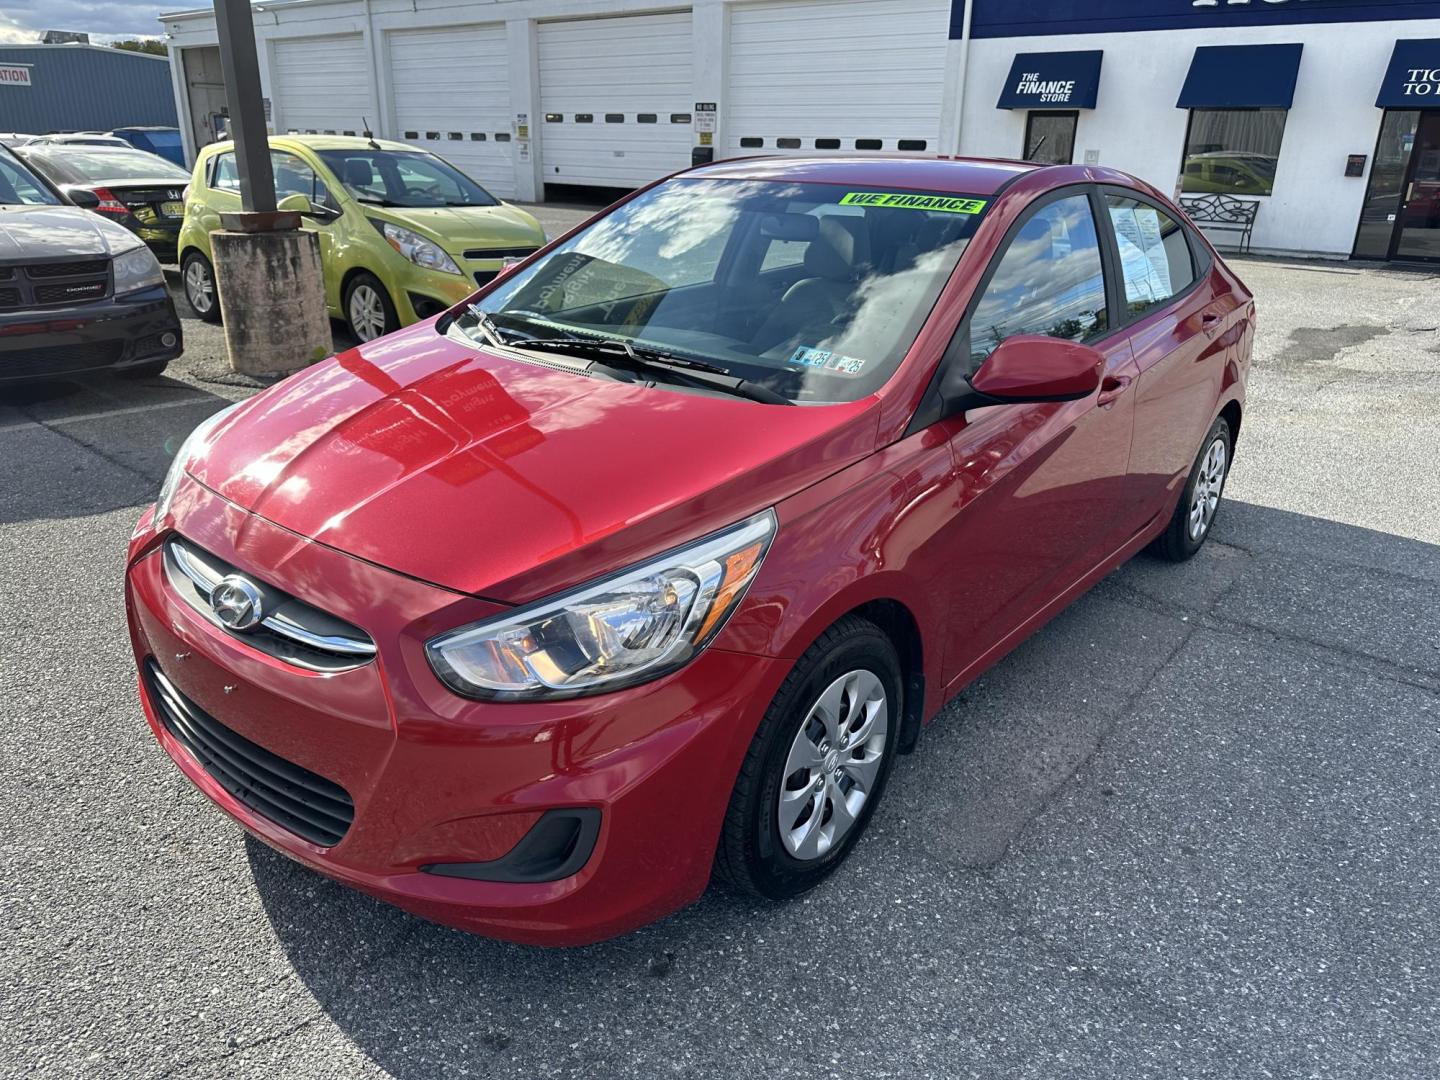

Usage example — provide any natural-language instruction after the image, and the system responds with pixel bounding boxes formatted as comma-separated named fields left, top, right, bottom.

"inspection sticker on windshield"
left=789, top=347, right=867, bottom=376
left=838, top=192, right=988, bottom=215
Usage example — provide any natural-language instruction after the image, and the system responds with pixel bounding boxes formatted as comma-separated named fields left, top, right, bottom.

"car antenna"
left=362, top=118, right=380, bottom=150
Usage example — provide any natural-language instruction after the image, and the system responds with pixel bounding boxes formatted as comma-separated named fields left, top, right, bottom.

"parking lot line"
left=0, top=394, right=228, bottom=433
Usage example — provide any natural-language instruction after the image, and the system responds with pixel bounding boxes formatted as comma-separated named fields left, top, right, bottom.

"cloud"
left=0, top=0, right=175, bottom=41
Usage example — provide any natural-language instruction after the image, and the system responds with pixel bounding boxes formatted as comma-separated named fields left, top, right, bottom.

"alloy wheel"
left=184, top=260, right=213, bottom=314
left=348, top=284, right=387, bottom=341
left=777, top=669, right=889, bottom=861
left=1188, top=436, right=1228, bottom=541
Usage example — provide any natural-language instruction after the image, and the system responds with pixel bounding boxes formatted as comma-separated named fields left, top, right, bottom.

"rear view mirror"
left=950, top=334, right=1102, bottom=410
left=758, top=213, right=819, bottom=242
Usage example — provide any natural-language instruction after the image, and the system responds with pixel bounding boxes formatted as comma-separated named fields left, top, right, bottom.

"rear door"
left=1099, top=189, right=1241, bottom=518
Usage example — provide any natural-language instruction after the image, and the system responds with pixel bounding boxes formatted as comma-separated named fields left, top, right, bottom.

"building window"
left=1023, top=111, right=1077, bottom=165
left=605, top=113, right=624, bottom=123
left=897, top=139, right=928, bottom=152
left=856, top=138, right=882, bottom=151
left=740, top=137, right=763, bottom=148
left=575, top=113, right=594, bottom=123
left=815, top=138, right=840, bottom=150
left=777, top=137, right=801, bottom=149
left=1181, top=109, right=1287, bottom=197
left=637, top=114, right=657, bottom=124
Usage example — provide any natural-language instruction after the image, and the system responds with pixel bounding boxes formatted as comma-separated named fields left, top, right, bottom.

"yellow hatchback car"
left=178, top=135, right=546, bottom=341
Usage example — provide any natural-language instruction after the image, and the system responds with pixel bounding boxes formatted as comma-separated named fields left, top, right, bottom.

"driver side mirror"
left=276, top=192, right=313, bottom=215
left=67, top=188, right=101, bottom=210
left=943, top=334, right=1103, bottom=413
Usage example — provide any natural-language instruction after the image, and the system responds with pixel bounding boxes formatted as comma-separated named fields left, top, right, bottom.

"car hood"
left=0, top=204, right=120, bottom=259
left=187, top=323, right=878, bottom=602
left=375, top=203, right=547, bottom=252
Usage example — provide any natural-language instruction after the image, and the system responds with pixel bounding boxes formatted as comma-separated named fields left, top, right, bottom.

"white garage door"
left=388, top=24, right=515, bottom=200
left=538, top=12, right=694, bottom=189
left=727, top=0, right=950, bottom=157
left=271, top=34, right=373, bottom=136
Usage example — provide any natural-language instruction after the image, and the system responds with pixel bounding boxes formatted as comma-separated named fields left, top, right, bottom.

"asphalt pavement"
left=2, top=227, right=1437, bottom=1079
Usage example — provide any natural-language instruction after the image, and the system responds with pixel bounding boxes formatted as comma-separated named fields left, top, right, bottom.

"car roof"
left=686, top=155, right=1042, bottom=197
left=202, top=134, right=417, bottom=155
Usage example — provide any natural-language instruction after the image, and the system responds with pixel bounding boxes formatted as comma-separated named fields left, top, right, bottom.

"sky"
left=0, top=0, right=175, bottom=43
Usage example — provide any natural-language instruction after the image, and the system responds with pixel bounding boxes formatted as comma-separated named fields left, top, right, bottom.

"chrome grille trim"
left=165, top=538, right=378, bottom=664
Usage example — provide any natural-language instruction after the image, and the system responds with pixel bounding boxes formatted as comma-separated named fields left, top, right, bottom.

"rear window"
left=30, top=148, right=188, bottom=182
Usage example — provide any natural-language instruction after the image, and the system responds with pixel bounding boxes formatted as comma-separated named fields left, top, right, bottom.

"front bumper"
left=125, top=479, right=785, bottom=945
left=0, top=284, right=183, bottom=382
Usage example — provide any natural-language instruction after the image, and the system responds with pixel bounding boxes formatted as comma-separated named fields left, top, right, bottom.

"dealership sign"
left=956, top=0, right=1440, bottom=39
left=997, top=50, right=1104, bottom=108
left=0, top=65, right=31, bottom=87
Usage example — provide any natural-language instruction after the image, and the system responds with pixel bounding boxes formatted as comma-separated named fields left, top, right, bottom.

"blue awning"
left=997, top=50, right=1104, bottom=110
left=1177, top=44, right=1304, bottom=109
left=1376, top=40, right=1440, bottom=107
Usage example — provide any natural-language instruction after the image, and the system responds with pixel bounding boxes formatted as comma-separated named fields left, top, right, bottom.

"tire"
left=117, top=359, right=171, bottom=380
left=344, top=272, right=399, bottom=343
left=1151, top=415, right=1233, bottom=562
left=180, top=251, right=221, bottom=323
left=714, top=615, right=903, bottom=901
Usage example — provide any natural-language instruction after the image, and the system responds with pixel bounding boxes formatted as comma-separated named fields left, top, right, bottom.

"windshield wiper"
left=513, top=337, right=792, bottom=406
left=463, top=305, right=513, bottom=349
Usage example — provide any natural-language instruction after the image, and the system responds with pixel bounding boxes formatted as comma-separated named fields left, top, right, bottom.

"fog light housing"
left=161, top=331, right=178, bottom=348
left=421, top=808, right=601, bottom=883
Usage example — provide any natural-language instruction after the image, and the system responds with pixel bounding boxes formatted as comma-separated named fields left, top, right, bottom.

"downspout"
left=954, top=0, right=974, bottom=155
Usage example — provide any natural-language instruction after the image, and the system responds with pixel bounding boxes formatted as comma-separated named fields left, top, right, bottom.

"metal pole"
left=954, top=0, right=974, bottom=155
left=213, top=0, right=276, bottom=215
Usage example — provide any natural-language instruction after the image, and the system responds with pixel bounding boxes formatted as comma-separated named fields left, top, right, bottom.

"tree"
left=112, top=39, right=168, bottom=56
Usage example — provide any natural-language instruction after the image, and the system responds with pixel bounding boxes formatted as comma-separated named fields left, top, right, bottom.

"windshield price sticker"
left=839, top=192, right=987, bottom=215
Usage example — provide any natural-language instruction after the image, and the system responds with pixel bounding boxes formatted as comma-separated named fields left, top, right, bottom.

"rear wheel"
left=181, top=251, right=220, bottom=323
left=344, top=272, right=399, bottom=343
left=714, top=615, right=902, bottom=900
left=1152, top=415, right=1232, bottom=562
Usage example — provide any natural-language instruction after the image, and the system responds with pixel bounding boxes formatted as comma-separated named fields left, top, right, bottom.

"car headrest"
left=804, top=215, right=871, bottom=281
left=1016, top=215, right=1053, bottom=253
left=341, top=158, right=375, bottom=187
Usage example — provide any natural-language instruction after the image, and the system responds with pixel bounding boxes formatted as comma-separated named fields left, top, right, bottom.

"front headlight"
left=427, top=510, right=777, bottom=700
left=112, top=243, right=165, bottom=294
left=155, top=401, right=244, bottom=523
left=378, top=221, right=462, bottom=275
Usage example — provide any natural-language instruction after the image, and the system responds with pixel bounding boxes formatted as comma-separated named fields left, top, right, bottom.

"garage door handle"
left=1097, top=374, right=1132, bottom=407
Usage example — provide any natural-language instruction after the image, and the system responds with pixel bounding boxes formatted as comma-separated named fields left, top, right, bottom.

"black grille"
left=145, top=660, right=354, bottom=848
left=0, top=341, right=123, bottom=378
left=0, top=259, right=111, bottom=309
left=463, top=246, right=539, bottom=261
left=27, top=259, right=108, bottom=278
left=35, top=280, right=108, bottom=305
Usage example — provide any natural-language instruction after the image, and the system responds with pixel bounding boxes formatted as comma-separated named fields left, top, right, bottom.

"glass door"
left=1394, top=111, right=1440, bottom=261
left=1353, top=110, right=1419, bottom=259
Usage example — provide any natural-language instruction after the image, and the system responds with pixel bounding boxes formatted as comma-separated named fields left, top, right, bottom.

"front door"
left=1353, top=110, right=1440, bottom=262
left=933, top=188, right=1141, bottom=688
left=1394, top=111, right=1440, bottom=261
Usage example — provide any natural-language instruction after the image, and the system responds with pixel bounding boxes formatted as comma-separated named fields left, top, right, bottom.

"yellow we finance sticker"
left=839, top=192, right=988, bottom=215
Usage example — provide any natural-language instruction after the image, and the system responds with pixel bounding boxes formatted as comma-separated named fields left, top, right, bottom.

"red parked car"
left=125, top=157, right=1252, bottom=945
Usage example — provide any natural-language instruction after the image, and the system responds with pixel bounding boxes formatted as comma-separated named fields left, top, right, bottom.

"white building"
left=160, top=0, right=1440, bottom=261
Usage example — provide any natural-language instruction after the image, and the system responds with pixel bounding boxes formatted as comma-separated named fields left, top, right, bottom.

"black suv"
left=1, top=144, right=182, bottom=383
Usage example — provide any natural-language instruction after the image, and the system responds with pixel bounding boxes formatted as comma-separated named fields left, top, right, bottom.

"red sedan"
left=125, top=157, right=1252, bottom=945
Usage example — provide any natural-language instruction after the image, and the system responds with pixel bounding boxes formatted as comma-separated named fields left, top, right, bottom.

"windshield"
left=0, top=152, right=61, bottom=206
left=457, top=178, right=987, bottom=403
left=316, top=149, right=498, bottom=208
left=30, top=148, right=189, bottom=182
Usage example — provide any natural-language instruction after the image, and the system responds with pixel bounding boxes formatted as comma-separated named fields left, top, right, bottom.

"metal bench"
left=1179, top=194, right=1259, bottom=254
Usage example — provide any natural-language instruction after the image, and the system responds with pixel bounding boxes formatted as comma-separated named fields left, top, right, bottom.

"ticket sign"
left=1376, top=39, right=1440, bottom=106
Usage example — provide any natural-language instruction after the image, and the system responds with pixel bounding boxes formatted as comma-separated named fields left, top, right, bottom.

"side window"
left=270, top=150, right=333, bottom=208
left=210, top=152, right=240, bottom=193
left=1104, top=195, right=1196, bottom=317
left=966, top=192, right=1108, bottom=369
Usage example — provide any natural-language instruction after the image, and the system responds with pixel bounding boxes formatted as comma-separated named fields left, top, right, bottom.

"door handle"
left=1097, top=373, right=1132, bottom=407
left=1201, top=312, right=1223, bottom=338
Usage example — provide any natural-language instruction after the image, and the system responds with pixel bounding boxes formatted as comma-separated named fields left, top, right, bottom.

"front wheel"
left=714, top=615, right=902, bottom=900
left=180, top=251, right=220, bottom=323
left=344, top=272, right=399, bottom=343
left=1152, top=415, right=1233, bottom=562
